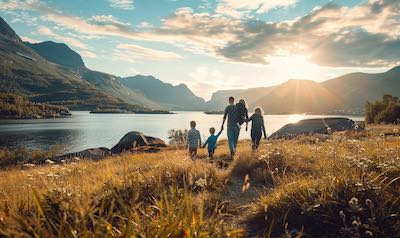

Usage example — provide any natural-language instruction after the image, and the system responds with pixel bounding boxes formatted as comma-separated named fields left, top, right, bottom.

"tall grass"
left=0, top=125, right=399, bottom=237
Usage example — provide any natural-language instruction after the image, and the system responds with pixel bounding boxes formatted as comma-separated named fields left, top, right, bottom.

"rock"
left=54, top=147, right=111, bottom=162
left=111, top=131, right=167, bottom=154
left=269, top=117, right=363, bottom=139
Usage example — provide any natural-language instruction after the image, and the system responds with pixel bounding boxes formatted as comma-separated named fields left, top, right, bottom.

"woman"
left=246, top=107, right=267, bottom=150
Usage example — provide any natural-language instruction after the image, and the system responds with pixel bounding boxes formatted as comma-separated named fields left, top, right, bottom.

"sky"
left=0, top=0, right=399, bottom=100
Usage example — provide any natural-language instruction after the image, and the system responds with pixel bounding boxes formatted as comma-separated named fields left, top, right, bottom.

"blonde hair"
left=254, top=107, right=263, bottom=115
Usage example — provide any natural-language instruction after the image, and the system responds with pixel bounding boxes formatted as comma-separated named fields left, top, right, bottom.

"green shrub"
left=366, top=94, right=400, bottom=124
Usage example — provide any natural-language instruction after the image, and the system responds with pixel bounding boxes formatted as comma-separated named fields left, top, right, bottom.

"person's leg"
left=227, top=127, right=235, bottom=157
left=251, top=130, right=256, bottom=150
left=233, top=125, right=240, bottom=149
left=255, top=132, right=262, bottom=149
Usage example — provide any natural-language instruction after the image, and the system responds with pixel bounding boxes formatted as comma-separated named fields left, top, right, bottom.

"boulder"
left=269, top=117, right=363, bottom=139
left=111, top=131, right=167, bottom=154
left=53, top=147, right=111, bottom=162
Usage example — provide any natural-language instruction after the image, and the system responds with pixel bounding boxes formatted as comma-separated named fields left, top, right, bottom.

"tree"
left=366, top=94, right=400, bottom=124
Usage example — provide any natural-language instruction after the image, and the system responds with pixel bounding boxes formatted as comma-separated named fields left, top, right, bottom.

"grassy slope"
left=0, top=126, right=399, bottom=237
left=0, top=36, right=146, bottom=111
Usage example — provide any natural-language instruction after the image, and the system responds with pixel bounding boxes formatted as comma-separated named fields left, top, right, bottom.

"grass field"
left=0, top=126, right=399, bottom=237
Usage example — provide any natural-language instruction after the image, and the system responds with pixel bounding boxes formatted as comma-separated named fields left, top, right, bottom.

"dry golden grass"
left=0, top=126, right=399, bottom=237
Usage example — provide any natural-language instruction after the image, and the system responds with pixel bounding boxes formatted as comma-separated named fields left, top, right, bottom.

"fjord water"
left=0, top=111, right=364, bottom=153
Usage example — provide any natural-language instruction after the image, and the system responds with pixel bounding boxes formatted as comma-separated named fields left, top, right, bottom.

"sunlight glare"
left=288, top=114, right=304, bottom=124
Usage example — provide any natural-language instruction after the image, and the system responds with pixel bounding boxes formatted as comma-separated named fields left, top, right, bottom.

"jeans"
left=227, top=125, right=240, bottom=156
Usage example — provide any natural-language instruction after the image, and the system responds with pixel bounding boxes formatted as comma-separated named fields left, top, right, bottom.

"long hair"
left=254, top=107, right=264, bottom=115
left=239, top=99, right=248, bottom=108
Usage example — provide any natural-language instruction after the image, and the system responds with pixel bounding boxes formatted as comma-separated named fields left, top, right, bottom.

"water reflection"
left=0, top=111, right=364, bottom=153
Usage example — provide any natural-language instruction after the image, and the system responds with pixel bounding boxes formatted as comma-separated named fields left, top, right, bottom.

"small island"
left=0, top=93, right=71, bottom=119
left=90, top=108, right=173, bottom=114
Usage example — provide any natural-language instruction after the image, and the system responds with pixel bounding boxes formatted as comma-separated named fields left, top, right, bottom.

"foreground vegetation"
left=0, top=93, right=71, bottom=119
left=0, top=126, right=399, bottom=237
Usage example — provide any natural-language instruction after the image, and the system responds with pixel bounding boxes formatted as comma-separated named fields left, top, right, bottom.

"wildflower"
left=45, top=159, right=54, bottom=164
left=348, top=197, right=359, bottom=209
left=365, top=199, right=374, bottom=208
left=352, top=220, right=360, bottom=228
left=23, top=163, right=35, bottom=168
left=379, top=133, right=385, bottom=138
left=339, top=210, right=346, bottom=220
left=354, top=124, right=359, bottom=130
left=365, top=230, right=373, bottom=237
left=394, top=128, right=398, bottom=133
left=166, top=171, right=171, bottom=178
left=195, top=178, right=207, bottom=188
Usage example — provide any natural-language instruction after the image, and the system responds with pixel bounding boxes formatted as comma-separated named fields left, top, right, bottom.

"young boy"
left=202, top=127, right=223, bottom=158
left=186, top=121, right=201, bottom=159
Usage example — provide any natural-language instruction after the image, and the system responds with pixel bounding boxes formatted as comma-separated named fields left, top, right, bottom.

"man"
left=221, top=96, right=240, bottom=159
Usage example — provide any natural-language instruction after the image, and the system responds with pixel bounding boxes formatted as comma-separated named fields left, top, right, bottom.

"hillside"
left=0, top=17, right=146, bottom=111
left=0, top=93, right=71, bottom=119
left=120, top=75, right=206, bottom=110
left=207, top=68, right=400, bottom=114
left=24, top=41, right=85, bottom=69
left=24, top=34, right=205, bottom=110
left=0, top=127, right=399, bottom=237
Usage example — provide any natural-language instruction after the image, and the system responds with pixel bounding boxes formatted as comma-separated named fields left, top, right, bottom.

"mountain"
left=0, top=17, right=21, bottom=42
left=22, top=29, right=204, bottom=110
left=0, top=17, right=144, bottom=111
left=119, top=75, right=206, bottom=110
left=207, top=68, right=400, bottom=114
left=24, top=41, right=85, bottom=69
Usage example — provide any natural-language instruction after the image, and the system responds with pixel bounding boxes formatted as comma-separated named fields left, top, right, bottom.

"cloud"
left=89, top=15, right=130, bottom=27
left=216, top=0, right=297, bottom=17
left=80, top=50, right=97, bottom=58
left=0, top=0, right=19, bottom=10
left=108, top=0, right=134, bottom=10
left=113, top=43, right=182, bottom=62
left=136, top=21, right=153, bottom=29
left=37, top=26, right=88, bottom=49
left=3, top=0, right=400, bottom=68
left=20, top=35, right=40, bottom=43
left=187, top=66, right=241, bottom=99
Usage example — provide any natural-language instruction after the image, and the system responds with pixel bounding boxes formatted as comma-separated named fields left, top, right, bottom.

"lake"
left=0, top=111, right=364, bottom=153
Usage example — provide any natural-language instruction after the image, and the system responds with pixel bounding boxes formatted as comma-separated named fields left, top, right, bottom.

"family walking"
left=186, top=96, right=267, bottom=160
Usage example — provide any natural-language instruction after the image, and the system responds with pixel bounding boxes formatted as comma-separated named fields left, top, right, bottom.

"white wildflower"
left=195, top=178, right=207, bottom=188
left=45, top=159, right=54, bottom=164
left=23, top=163, right=35, bottom=168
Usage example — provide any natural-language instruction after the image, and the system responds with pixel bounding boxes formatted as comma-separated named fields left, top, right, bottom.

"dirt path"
left=215, top=161, right=265, bottom=235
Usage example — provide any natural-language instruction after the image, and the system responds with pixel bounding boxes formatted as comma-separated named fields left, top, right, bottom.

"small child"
left=202, top=127, right=223, bottom=159
left=186, top=121, right=201, bottom=159
left=246, top=107, right=267, bottom=150
left=236, top=99, right=249, bottom=129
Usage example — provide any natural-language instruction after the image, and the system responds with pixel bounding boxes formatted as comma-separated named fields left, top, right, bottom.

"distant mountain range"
left=0, top=17, right=204, bottom=111
left=1, top=17, right=399, bottom=114
left=207, top=68, right=400, bottom=114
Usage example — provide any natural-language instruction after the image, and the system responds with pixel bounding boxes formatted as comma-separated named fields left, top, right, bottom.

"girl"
left=246, top=107, right=267, bottom=150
